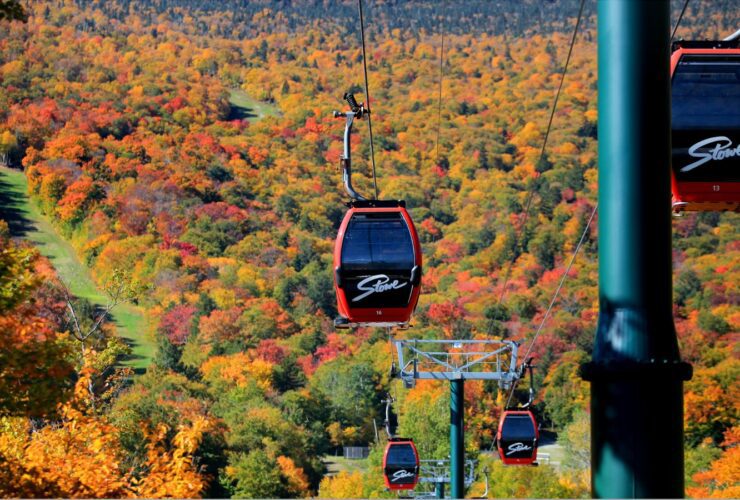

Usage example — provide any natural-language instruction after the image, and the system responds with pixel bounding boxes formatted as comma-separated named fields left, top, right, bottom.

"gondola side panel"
left=333, top=205, right=422, bottom=325
left=497, top=411, right=539, bottom=466
left=383, top=440, right=420, bottom=491
left=670, top=46, right=740, bottom=211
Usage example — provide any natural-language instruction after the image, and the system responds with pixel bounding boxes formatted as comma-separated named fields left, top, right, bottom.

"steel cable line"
left=671, top=0, right=691, bottom=44
left=358, top=0, right=379, bottom=199
left=486, top=0, right=587, bottom=338
left=435, top=4, right=446, bottom=167
left=504, top=202, right=597, bottom=409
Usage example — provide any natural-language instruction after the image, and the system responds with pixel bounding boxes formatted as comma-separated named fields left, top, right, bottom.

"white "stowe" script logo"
left=352, top=274, right=407, bottom=302
left=506, top=442, right=533, bottom=456
left=681, top=136, right=740, bottom=173
left=391, top=469, right=415, bottom=482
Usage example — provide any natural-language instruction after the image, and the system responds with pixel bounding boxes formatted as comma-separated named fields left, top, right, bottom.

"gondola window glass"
left=502, top=415, right=535, bottom=440
left=672, top=55, right=740, bottom=130
left=342, top=214, right=414, bottom=271
left=387, top=444, right=417, bottom=466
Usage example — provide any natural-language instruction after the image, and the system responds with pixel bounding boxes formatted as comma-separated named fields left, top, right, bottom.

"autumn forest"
left=0, top=0, right=737, bottom=498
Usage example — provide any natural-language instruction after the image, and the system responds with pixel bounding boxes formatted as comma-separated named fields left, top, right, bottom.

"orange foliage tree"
left=688, top=427, right=740, bottom=499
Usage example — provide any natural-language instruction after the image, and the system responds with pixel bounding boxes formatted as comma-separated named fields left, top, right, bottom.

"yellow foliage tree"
left=0, top=374, right=130, bottom=498
left=277, top=455, right=311, bottom=497
left=318, top=471, right=365, bottom=499
left=134, top=416, right=212, bottom=498
left=201, top=352, right=274, bottom=391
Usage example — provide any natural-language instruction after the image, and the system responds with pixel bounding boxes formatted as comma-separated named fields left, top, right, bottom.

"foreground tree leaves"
left=0, top=221, right=73, bottom=417
left=0, top=406, right=130, bottom=496
left=0, top=372, right=213, bottom=497
left=687, top=427, right=740, bottom=499
left=0, top=0, right=26, bottom=22
left=134, top=416, right=212, bottom=498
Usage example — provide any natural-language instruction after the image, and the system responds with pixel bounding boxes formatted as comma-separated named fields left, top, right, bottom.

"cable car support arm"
left=382, top=394, right=396, bottom=439
left=392, top=339, right=521, bottom=388
left=334, top=93, right=369, bottom=201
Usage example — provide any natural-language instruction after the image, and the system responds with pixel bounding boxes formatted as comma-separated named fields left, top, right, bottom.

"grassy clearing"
left=228, top=88, right=280, bottom=121
left=0, top=166, right=154, bottom=371
left=538, top=442, right=566, bottom=468
left=322, top=455, right=370, bottom=476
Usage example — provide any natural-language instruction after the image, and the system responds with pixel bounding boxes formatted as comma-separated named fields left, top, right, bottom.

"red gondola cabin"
left=382, top=438, right=420, bottom=491
left=497, top=410, right=539, bottom=466
left=671, top=40, right=740, bottom=213
left=334, top=200, right=422, bottom=329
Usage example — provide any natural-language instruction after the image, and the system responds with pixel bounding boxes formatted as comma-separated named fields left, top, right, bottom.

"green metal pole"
left=450, top=378, right=464, bottom=499
left=582, top=1, right=692, bottom=498
left=435, top=480, right=445, bottom=499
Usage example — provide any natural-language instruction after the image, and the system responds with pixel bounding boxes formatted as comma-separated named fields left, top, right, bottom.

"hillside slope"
left=0, top=0, right=737, bottom=497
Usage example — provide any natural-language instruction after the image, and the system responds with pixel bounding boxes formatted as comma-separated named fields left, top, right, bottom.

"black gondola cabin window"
left=341, top=213, right=415, bottom=271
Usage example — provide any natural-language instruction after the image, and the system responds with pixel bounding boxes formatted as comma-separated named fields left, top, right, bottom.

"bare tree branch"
left=57, top=268, right=137, bottom=343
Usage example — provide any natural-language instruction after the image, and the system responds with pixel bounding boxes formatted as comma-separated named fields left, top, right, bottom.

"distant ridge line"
left=73, top=0, right=598, bottom=38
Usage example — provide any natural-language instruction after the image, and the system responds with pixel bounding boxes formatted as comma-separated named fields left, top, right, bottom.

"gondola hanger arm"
left=333, top=93, right=369, bottom=201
